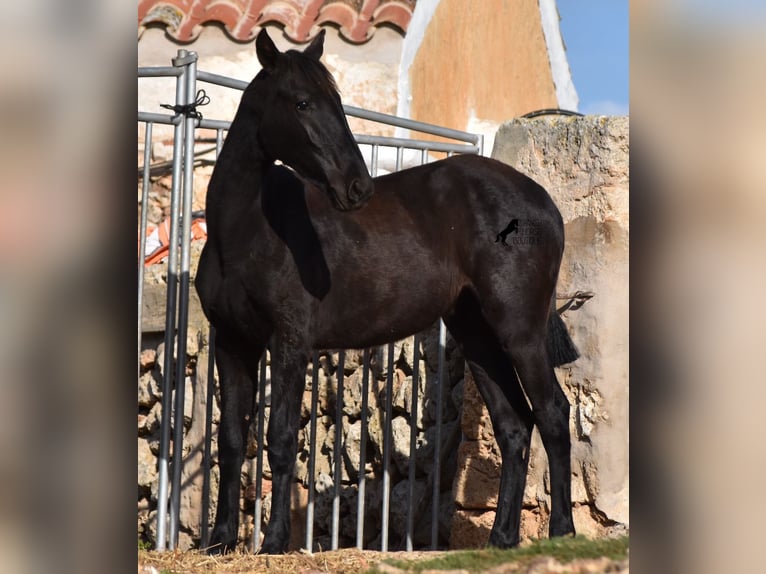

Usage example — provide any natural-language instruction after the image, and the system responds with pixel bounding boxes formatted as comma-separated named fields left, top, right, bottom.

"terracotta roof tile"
left=138, top=0, right=416, bottom=44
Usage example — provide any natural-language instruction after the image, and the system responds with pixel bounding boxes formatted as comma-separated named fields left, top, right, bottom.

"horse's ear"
left=304, top=29, right=325, bottom=61
left=256, top=28, right=280, bottom=71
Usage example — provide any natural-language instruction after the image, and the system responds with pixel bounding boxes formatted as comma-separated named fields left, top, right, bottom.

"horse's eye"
left=295, top=100, right=310, bottom=111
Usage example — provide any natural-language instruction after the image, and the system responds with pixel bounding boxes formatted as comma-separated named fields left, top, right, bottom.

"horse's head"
left=243, top=28, right=374, bottom=211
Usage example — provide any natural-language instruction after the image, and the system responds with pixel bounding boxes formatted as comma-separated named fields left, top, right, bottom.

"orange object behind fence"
left=140, top=214, right=207, bottom=266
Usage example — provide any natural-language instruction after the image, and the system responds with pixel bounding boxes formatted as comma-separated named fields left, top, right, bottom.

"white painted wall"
left=396, top=0, right=442, bottom=135
left=539, top=0, right=579, bottom=111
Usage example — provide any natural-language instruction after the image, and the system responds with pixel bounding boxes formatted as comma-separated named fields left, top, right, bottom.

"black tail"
left=547, top=298, right=580, bottom=366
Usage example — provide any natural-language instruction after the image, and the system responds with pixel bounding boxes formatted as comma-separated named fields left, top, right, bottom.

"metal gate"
left=138, top=50, right=483, bottom=553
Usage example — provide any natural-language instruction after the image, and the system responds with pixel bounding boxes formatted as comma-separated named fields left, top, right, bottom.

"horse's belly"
left=312, top=273, right=454, bottom=349
left=314, top=312, right=440, bottom=350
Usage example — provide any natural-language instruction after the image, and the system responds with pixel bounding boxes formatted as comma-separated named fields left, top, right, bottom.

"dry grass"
left=137, top=536, right=629, bottom=574
left=137, top=548, right=441, bottom=574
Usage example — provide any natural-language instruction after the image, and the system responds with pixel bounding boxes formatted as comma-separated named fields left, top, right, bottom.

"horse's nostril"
left=345, top=176, right=372, bottom=208
left=348, top=179, right=363, bottom=202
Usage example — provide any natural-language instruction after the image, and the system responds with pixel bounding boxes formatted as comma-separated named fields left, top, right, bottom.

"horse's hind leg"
left=208, top=334, right=265, bottom=554
left=444, top=291, right=534, bottom=548
left=486, top=302, right=575, bottom=539
left=515, top=343, right=574, bottom=537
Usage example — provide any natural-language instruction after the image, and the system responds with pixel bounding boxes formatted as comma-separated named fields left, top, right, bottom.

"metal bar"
left=137, top=111, right=183, bottom=125
left=200, top=326, right=215, bottom=548
left=201, top=132, right=223, bottom=549
left=406, top=334, right=421, bottom=551
left=197, top=117, right=233, bottom=131
left=253, top=353, right=268, bottom=552
left=197, top=70, right=249, bottom=91
left=168, top=49, right=199, bottom=549
left=138, top=66, right=184, bottom=78
left=138, top=121, right=153, bottom=359
left=331, top=351, right=345, bottom=550
left=380, top=343, right=395, bottom=551
left=370, top=145, right=379, bottom=178
left=155, top=53, right=187, bottom=552
left=216, top=129, right=224, bottom=155
left=306, top=351, right=320, bottom=551
left=356, top=349, right=370, bottom=549
left=421, top=149, right=428, bottom=165
left=342, top=104, right=480, bottom=144
left=138, top=110, right=231, bottom=132
left=355, top=134, right=479, bottom=155
left=137, top=111, right=229, bottom=133
left=431, top=320, right=447, bottom=549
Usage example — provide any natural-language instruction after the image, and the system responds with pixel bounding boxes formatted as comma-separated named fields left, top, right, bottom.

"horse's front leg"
left=208, top=335, right=263, bottom=554
left=259, top=334, right=309, bottom=554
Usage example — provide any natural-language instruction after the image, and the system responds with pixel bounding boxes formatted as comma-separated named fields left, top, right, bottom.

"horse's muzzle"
left=345, top=176, right=374, bottom=209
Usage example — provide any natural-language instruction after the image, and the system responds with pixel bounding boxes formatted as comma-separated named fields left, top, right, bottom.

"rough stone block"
left=452, top=441, right=500, bottom=509
left=449, top=509, right=493, bottom=549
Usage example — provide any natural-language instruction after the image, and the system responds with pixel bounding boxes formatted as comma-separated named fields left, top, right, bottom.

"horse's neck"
left=205, top=113, right=267, bottom=237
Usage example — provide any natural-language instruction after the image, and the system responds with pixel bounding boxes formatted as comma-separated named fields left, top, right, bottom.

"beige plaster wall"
left=408, top=0, right=559, bottom=136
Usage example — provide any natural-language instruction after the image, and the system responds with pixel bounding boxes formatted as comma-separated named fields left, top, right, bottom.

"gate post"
left=168, top=48, right=199, bottom=550
left=155, top=48, right=199, bottom=551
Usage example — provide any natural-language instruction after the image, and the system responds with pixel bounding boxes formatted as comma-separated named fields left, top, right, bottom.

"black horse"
left=196, top=29, right=579, bottom=554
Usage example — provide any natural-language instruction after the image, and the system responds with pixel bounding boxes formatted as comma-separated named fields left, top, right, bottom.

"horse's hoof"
left=205, top=538, right=237, bottom=555
left=259, top=540, right=288, bottom=555
left=549, top=525, right=576, bottom=539
left=488, top=530, right=520, bottom=549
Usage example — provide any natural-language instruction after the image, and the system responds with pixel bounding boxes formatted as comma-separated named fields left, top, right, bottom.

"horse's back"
left=309, top=154, right=566, bottom=344
left=376, top=155, right=560, bottom=220
left=372, top=154, right=565, bottom=263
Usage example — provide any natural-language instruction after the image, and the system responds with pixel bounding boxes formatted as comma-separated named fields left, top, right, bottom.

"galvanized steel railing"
left=138, top=50, right=482, bottom=553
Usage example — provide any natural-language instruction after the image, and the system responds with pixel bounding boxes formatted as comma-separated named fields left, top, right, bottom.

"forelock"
left=283, top=51, right=340, bottom=98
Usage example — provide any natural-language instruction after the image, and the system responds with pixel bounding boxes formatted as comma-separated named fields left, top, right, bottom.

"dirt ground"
left=137, top=548, right=629, bottom=573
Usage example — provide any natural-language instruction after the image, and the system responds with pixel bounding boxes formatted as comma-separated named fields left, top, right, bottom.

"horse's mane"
left=284, top=51, right=340, bottom=98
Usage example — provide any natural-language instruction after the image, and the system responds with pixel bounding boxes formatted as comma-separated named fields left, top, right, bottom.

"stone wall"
left=450, top=116, right=629, bottom=547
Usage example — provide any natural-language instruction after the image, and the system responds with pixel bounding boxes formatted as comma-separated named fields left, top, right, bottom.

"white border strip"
left=396, top=0, right=441, bottom=136
left=539, top=0, right=579, bottom=111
